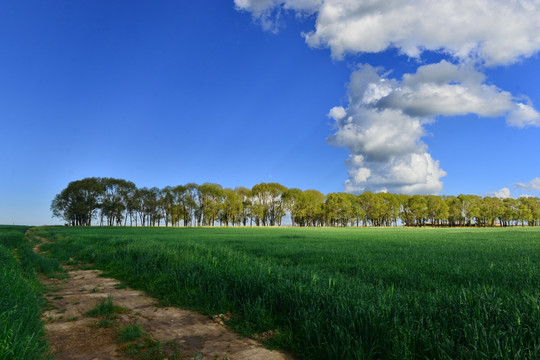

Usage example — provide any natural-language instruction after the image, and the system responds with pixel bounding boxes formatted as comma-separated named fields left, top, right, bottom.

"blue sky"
left=1, top=1, right=540, bottom=225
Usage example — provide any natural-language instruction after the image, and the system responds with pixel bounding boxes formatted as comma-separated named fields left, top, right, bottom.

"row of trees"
left=51, top=177, right=540, bottom=227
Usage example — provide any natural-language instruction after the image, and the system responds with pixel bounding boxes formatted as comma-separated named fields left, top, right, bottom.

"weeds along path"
left=35, top=235, right=292, bottom=360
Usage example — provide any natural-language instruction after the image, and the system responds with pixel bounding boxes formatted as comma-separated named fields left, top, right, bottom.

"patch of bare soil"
left=35, top=239, right=292, bottom=360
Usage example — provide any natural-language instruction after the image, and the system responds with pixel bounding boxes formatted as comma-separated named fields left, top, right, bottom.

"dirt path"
left=33, top=234, right=292, bottom=360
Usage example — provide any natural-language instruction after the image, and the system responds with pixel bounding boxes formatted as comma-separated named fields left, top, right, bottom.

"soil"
left=34, top=234, right=293, bottom=360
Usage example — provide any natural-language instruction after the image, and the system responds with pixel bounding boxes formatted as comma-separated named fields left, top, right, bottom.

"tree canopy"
left=51, top=177, right=540, bottom=227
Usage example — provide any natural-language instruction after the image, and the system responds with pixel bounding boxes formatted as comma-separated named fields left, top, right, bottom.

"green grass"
left=118, top=324, right=145, bottom=342
left=35, top=226, right=540, bottom=359
left=86, top=295, right=129, bottom=328
left=122, top=336, right=168, bottom=359
left=0, top=225, right=52, bottom=360
left=86, top=295, right=128, bottom=317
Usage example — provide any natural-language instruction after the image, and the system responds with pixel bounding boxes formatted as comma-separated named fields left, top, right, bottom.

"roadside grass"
left=35, top=226, right=540, bottom=360
left=0, top=226, right=53, bottom=360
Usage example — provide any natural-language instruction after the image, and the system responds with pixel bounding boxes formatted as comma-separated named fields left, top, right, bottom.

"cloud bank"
left=235, top=0, right=540, bottom=193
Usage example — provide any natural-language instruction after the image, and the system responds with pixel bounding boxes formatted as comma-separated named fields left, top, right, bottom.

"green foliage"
left=37, top=226, right=540, bottom=360
left=53, top=177, right=540, bottom=227
left=0, top=226, right=51, bottom=360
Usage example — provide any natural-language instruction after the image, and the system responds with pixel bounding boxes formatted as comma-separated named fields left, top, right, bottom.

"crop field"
left=34, top=226, right=540, bottom=359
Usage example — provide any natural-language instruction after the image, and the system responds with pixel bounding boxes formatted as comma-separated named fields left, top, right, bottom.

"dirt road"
left=35, top=234, right=292, bottom=360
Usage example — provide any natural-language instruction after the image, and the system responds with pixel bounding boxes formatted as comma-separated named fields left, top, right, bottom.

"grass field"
left=35, top=226, right=540, bottom=359
left=0, top=226, right=57, bottom=360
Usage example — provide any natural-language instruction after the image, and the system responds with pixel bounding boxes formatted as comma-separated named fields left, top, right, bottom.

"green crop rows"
left=35, top=226, right=540, bottom=359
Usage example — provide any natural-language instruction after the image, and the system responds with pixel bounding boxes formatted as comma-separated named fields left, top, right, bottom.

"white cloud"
left=342, top=152, right=446, bottom=194
left=513, top=178, right=540, bottom=192
left=326, top=63, right=540, bottom=194
left=327, top=106, right=346, bottom=120
left=369, top=61, right=539, bottom=127
left=237, top=0, right=540, bottom=65
left=507, top=103, right=540, bottom=128
left=318, top=1, right=540, bottom=65
left=235, top=0, right=540, bottom=194
left=379, top=61, right=514, bottom=118
left=327, top=65, right=446, bottom=194
left=235, top=0, right=321, bottom=14
left=234, top=0, right=276, bottom=14
left=234, top=0, right=321, bottom=31
left=487, top=187, right=511, bottom=199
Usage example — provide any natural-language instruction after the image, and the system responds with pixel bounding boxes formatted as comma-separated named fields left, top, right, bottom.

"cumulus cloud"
left=487, top=187, right=512, bottom=199
left=513, top=178, right=540, bottom=192
left=237, top=0, right=540, bottom=65
left=235, top=0, right=540, bottom=193
left=370, top=61, right=538, bottom=127
left=378, top=61, right=513, bottom=118
left=327, top=65, right=447, bottom=194
left=326, top=63, right=539, bottom=194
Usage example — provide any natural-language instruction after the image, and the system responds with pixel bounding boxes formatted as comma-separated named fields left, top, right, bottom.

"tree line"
left=51, top=177, right=540, bottom=227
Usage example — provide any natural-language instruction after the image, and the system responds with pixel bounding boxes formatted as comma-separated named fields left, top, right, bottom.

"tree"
left=294, top=190, right=325, bottom=226
left=51, top=177, right=104, bottom=226
left=379, top=193, right=400, bottom=226
left=445, top=196, right=463, bottom=227
left=118, top=180, right=137, bottom=226
left=53, top=177, right=540, bottom=228
left=99, top=178, right=136, bottom=226
left=500, top=198, right=518, bottom=226
left=197, top=183, right=224, bottom=226
left=175, top=183, right=198, bottom=226
left=282, top=188, right=303, bottom=227
left=251, top=183, right=287, bottom=226
left=518, top=197, right=533, bottom=226
left=325, top=192, right=352, bottom=227
left=477, top=197, right=503, bottom=227
left=458, top=194, right=481, bottom=226
left=135, top=187, right=160, bottom=226
left=221, top=189, right=243, bottom=226
left=159, top=186, right=175, bottom=227
left=359, top=192, right=386, bottom=226
left=235, top=186, right=252, bottom=226
left=527, top=197, right=540, bottom=226
left=402, top=195, right=427, bottom=226
left=426, top=195, right=448, bottom=226
left=434, top=196, right=449, bottom=226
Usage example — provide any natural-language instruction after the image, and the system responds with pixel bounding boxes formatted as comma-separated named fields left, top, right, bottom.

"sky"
left=1, top=1, right=540, bottom=225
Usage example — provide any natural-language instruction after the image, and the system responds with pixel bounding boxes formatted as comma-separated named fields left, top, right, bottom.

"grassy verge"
left=0, top=225, right=58, bottom=360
